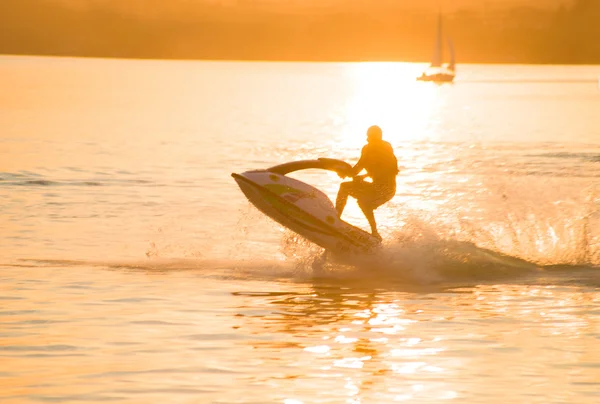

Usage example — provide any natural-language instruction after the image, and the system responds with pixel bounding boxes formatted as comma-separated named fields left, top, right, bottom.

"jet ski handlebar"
left=267, top=158, right=354, bottom=178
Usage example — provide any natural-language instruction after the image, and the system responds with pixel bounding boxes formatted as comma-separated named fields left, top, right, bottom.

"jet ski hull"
left=232, top=170, right=380, bottom=255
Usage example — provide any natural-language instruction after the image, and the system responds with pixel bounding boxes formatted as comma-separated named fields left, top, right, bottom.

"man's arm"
left=351, top=146, right=368, bottom=177
left=351, top=160, right=364, bottom=177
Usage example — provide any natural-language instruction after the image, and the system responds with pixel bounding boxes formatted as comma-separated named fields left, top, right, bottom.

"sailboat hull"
left=417, top=73, right=455, bottom=83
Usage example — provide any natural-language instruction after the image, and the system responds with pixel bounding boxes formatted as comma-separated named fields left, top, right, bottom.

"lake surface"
left=1, top=55, right=600, bottom=403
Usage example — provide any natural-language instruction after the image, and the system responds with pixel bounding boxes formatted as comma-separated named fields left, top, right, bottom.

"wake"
left=9, top=209, right=598, bottom=286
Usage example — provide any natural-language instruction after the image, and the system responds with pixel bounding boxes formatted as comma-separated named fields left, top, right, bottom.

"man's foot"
left=372, top=231, right=382, bottom=241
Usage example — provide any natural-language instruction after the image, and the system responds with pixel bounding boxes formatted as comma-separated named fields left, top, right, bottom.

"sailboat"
left=417, top=13, right=455, bottom=83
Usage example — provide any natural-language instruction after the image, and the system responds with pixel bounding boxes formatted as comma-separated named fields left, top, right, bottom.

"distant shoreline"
left=3, top=0, right=599, bottom=66
left=2, top=53, right=600, bottom=67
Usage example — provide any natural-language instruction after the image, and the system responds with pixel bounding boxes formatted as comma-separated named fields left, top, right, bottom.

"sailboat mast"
left=447, top=39, right=455, bottom=72
left=430, top=12, right=443, bottom=68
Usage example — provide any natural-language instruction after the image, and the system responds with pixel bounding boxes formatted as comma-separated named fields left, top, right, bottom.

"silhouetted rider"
left=336, top=125, right=398, bottom=240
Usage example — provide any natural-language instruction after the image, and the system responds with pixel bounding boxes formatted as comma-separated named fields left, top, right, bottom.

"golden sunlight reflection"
left=340, top=62, right=445, bottom=148
left=391, top=347, right=445, bottom=358
left=229, top=280, right=600, bottom=403
left=304, top=345, right=331, bottom=354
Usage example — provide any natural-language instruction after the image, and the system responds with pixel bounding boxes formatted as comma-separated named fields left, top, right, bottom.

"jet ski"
left=232, top=158, right=382, bottom=255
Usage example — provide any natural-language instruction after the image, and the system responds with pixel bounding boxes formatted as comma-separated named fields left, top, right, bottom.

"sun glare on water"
left=340, top=62, right=446, bottom=148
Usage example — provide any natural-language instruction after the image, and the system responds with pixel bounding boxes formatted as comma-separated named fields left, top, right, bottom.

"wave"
left=6, top=183, right=598, bottom=287
left=281, top=234, right=542, bottom=285
left=10, top=237, right=597, bottom=289
left=0, top=171, right=158, bottom=188
left=531, top=152, right=600, bottom=163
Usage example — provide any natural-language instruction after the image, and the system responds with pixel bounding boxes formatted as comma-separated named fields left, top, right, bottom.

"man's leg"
left=337, top=180, right=382, bottom=239
left=359, top=202, right=381, bottom=240
left=335, top=181, right=353, bottom=216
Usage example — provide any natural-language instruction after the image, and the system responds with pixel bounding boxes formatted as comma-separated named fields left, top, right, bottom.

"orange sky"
left=53, top=0, right=573, bottom=13
left=2, top=0, right=595, bottom=63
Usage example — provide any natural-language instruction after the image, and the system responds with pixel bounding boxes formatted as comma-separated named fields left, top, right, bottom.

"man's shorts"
left=343, top=179, right=396, bottom=210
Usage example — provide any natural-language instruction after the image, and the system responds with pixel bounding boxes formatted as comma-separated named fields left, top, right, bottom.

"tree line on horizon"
left=0, top=0, right=598, bottom=64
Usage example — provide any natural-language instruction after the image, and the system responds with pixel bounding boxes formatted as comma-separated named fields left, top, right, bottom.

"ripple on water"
left=15, top=393, right=124, bottom=402
left=0, top=344, right=81, bottom=352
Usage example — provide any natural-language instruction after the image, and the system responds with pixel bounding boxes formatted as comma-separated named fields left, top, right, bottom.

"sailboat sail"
left=417, top=12, right=456, bottom=82
left=430, top=13, right=443, bottom=68
left=447, top=38, right=455, bottom=71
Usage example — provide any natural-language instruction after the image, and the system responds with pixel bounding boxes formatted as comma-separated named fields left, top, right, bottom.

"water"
left=1, top=55, right=600, bottom=403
